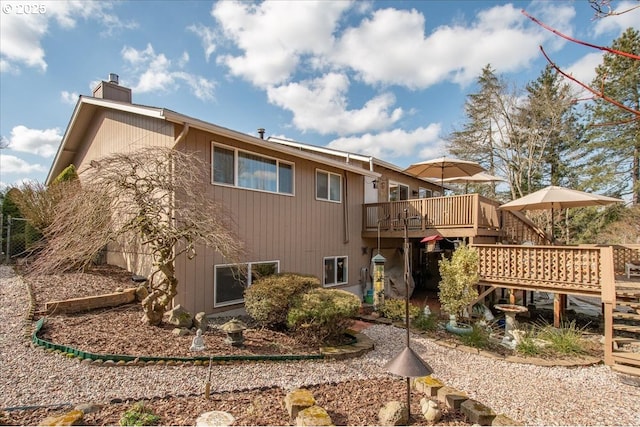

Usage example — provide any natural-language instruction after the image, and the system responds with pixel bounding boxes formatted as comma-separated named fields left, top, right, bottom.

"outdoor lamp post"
left=384, top=209, right=434, bottom=421
left=372, top=253, right=386, bottom=310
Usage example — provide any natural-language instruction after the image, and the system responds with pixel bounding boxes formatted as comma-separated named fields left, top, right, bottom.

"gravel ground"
left=1, top=265, right=640, bottom=426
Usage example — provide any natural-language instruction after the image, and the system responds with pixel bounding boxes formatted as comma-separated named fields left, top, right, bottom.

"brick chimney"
left=92, top=73, right=132, bottom=103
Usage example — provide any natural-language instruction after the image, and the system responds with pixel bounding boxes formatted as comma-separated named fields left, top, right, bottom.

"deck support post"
left=553, top=293, right=567, bottom=327
left=603, top=302, right=614, bottom=365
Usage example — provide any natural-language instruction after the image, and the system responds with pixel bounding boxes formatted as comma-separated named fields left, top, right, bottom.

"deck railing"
left=363, top=194, right=501, bottom=232
left=473, top=244, right=616, bottom=297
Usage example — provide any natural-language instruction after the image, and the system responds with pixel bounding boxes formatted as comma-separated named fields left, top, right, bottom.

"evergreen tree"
left=582, top=28, right=640, bottom=204
left=447, top=64, right=519, bottom=199
left=517, top=65, right=580, bottom=189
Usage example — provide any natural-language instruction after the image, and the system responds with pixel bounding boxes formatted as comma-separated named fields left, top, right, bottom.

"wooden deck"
left=364, top=196, right=640, bottom=374
left=362, top=194, right=548, bottom=243
left=472, top=243, right=640, bottom=376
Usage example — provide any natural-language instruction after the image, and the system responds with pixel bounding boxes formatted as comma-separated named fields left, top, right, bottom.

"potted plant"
left=438, top=244, right=479, bottom=335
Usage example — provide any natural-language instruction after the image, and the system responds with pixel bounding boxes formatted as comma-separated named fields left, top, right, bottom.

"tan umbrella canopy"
left=500, top=185, right=624, bottom=243
left=442, top=171, right=505, bottom=194
left=404, top=157, right=485, bottom=191
left=442, top=171, right=505, bottom=184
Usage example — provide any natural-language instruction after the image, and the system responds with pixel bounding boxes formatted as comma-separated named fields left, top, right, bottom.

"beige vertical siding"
left=74, top=110, right=174, bottom=174
left=173, top=129, right=371, bottom=314
left=71, top=110, right=175, bottom=278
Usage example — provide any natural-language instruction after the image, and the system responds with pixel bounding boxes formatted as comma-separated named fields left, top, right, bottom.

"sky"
left=0, top=0, right=638, bottom=189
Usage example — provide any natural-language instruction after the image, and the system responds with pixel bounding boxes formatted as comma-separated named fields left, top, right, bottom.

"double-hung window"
left=324, top=256, right=347, bottom=286
left=214, top=261, right=279, bottom=307
left=212, top=144, right=293, bottom=195
left=419, top=187, right=432, bottom=198
left=389, top=182, right=409, bottom=201
left=316, top=170, right=341, bottom=202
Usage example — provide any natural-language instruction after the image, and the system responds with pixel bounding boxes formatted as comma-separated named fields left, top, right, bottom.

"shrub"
left=438, top=244, right=479, bottom=319
left=412, top=311, right=440, bottom=332
left=458, top=323, right=491, bottom=348
left=515, top=334, right=543, bottom=357
left=244, top=273, right=320, bottom=329
left=119, top=401, right=160, bottom=426
left=537, top=319, right=588, bottom=356
left=379, top=298, right=421, bottom=321
left=287, top=288, right=361, bottom=345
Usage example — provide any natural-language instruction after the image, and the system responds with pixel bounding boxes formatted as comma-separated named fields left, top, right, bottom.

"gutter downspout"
left=170, top=122, right=189, bottom=310
left=174, top=122, right=190, bottom=146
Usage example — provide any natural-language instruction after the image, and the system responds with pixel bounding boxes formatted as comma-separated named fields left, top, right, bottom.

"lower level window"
left=324, top=256, right=347, bottom=286
left=214, top=261, right=279, bottom=307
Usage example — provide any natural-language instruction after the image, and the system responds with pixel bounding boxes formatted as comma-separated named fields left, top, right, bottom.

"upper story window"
left=389, top=182, right=409, bottom=201
left=212, top=143, right=294, bottom=195
left=316, top=169, right=341, bottom=202
left=419, top=187, right=432, bottom=198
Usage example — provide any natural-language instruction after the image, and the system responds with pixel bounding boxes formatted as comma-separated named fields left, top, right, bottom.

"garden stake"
left=205, top=356, right=212, bottom=399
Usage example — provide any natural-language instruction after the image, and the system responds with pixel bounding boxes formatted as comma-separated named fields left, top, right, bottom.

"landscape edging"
left=30, top=317, right=374, bottom=365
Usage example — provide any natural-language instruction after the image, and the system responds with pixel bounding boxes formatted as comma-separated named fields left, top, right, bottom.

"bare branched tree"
left=8, top=180, right=78, bottom=233
left=522, top=8, right=640, bottom=117
left=589, top=0, right=640, bottom=19
left=32, top=147, right=244, bottom=325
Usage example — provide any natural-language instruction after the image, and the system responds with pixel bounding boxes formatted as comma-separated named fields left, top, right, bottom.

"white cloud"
left=212, top=0, right=353, bottom=87
left=0, top=154, right=46, bottom=174
left=564, top=51, right=603, bottom=94
left=330, top=3, right=564, bottom=89
left=0, top=1, right=136, bottom=73
left=0, top=8, right=48, bottom=71
left=267, top=73, right=402, bottom=135
left=61, top=90, right=79, bottom=105
left=3, top=125, right=61, bottom=157
left=593, top=1, right=640, bottom=37
left=187, top=23, right=218, bottom=62
left=122, top=44, right=216, bottom=101
left=210, top=2, right=578, bottom=139
left=327, top=124, right=442, bottom=160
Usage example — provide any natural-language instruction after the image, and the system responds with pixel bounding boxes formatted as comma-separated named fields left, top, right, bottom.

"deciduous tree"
left=32, top=147, right=244, bottom=325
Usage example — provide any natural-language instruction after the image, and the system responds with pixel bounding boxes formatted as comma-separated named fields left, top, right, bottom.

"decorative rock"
left=378, top=400, right=408, bottom=426
left=436, top=386, right=468, bottom=410
left=166, top=304, right=193, bottom=328
left=195, top=411, right=235, bottom=426
left=414, top=375, right=443, bottom=397
left=134, top=285, right=149, bottom=302
left=284, top=388, right=316, bottom=420
left=74, top=403, right=102, bottom=414
left=420, top=398, right=442, bottom=423
left=172, top=328, right=190, bottom=336
left=460, top=399, right=497, bottom=425
left=38, top=409, right=84, bottom=426
left=491, top=413, right=523, bottom=426
left=295, top=405, right=333, bottom=426
left=194, top=312, right=208, bottom=334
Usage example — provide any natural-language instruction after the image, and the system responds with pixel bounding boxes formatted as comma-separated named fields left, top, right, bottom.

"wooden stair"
left=610, top=288, right=640, bottom=377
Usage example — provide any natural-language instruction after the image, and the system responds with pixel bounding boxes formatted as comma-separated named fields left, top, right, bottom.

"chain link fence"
left=1, top=214, right=40, bottom=264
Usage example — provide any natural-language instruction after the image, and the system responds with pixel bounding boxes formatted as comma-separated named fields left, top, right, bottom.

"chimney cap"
left=108, top=73, right=119, bottom=85
left=257, top=128, right=265, bottom=139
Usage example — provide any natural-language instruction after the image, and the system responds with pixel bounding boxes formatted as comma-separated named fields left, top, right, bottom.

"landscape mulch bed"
left=1, top=377, right=471, bottom=426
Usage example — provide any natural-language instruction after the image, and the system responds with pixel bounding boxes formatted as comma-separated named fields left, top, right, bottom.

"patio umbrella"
left=404, top=157, right=485, bottom=192
left=442, top=171, right=505, bottom=194
left=500, top=185, right=623, bottom=243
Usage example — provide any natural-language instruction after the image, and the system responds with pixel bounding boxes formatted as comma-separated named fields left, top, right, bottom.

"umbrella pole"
left=551, top=207, right=555, bottom=245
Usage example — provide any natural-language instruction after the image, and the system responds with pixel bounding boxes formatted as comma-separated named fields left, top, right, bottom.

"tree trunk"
left=140, top=262, right=179, bottom=326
